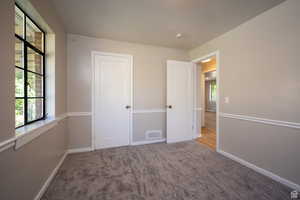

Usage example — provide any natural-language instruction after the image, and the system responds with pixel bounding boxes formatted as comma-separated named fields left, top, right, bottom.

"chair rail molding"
left=220, top=112, right=300, bottom=129
left=0, top=113, right=68, bottom=153
left=67, top=112, right=92, bottom=117
left=0, top=137, right=16, bottom=153
left=133, top=109, right=166, bottom=114
left=194, top=107, right=202, bottom=111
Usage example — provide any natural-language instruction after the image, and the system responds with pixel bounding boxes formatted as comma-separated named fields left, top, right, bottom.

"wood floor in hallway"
left=204, top=111, right=216, bottom=130
left=197, top=127, right=216, bottom=150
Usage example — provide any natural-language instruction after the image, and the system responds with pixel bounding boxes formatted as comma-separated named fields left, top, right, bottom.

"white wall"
left=67, top=34, right=189, bottom=148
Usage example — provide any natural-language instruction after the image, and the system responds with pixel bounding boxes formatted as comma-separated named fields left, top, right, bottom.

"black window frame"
left=15, top=3, right=46, bottom=129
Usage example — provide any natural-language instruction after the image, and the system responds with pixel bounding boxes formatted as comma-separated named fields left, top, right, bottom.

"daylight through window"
left=15, top=4, right=45, bottom=128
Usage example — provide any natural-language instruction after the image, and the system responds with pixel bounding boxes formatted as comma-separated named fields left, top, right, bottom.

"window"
left=15, top=4, right=45, bottom=128
left=209, top=80, right=217, bottom=102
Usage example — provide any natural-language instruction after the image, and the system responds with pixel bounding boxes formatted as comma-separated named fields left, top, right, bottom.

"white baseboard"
left=218, top=149, right=300, bottom=191
left=34, top=147, right=93, bottom=200
left=67, top=147, right=93, bottom=154
left=166, top=138, right=193, bottom=144
left=67, top=112, right=92, bottom=117
left=34, top=152, right=67, bottom=200
left=32, top=145, right=300, bottom=200
left=131, top=138, right=166, bottom=146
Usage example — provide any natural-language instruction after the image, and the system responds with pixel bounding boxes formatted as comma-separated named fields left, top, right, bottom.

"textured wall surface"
left=190, top=0, right=300, bottom=186
left=0, top=0, right=68, bottom=199
left=0, top=0, right=14, bottom=143
left=67, top=34, right=189, bottom=147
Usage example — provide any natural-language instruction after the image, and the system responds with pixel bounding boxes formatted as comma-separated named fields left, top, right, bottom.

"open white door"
left=167, top=60, right=194, bottom=143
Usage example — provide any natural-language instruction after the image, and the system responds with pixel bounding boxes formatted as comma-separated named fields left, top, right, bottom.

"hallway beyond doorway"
left=198, top=111, right=216, bottom=150
left=204, top=111, right=216, bottom=130
left=197, top=127, right=216, bottom=150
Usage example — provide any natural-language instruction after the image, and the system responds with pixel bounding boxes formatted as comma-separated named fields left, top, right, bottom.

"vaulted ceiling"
left=51, top=0, right=285, bottom=49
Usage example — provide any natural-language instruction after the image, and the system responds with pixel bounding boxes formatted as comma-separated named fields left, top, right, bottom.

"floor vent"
left=145, top=130, right=162, bottom=140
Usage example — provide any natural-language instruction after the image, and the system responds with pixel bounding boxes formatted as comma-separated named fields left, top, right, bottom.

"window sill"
left=15, top=116, right=58, bottom=149
left=0, top=114, right=67, bottom=153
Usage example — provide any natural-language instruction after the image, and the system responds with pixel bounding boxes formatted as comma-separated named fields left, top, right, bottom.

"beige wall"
left=190, top=0, right=300, bottom=185
left=28, top=0, right=67, bottom=116
left=68, top=116, right=91, bottom=149
left=67, top=34, right=189, bottom=146
left=133, top=113, right=166, bottom=142
left=0, top=120, right=67, bottom=200
left=1, top=0, right=299, bottom=198
left=0, top=0, right=67, bottom=199
left=0, top=0, right=15, bottom=143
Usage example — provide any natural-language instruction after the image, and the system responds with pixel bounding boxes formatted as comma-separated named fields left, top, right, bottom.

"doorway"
left=192, top=52, right=219, bottom=151
left=92, top=52, right=133, bottom=149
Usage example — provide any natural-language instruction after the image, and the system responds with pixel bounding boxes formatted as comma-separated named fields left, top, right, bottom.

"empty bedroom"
left=0, top=0, right=299, bottom=200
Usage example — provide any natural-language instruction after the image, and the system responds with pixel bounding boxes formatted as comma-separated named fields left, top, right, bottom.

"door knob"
left=125, top=105, right=131, bottom=109
left=166, top=105, right=172, bottom=109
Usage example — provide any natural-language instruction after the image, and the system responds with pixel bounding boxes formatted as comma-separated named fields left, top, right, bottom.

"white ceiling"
left=51, top=0, right=285, bottom=49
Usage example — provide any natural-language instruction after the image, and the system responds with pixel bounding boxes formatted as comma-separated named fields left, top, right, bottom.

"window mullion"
left=43, top=31, right=46, bottom=119
left=23, top=14, right=28, bottom=124
left=24, top=43, right=28, bottom=124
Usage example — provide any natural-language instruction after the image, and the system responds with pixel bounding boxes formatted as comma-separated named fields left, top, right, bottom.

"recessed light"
left=176, top=33, right=182, bottom=38
left=201, top=58, right=211, bottom=63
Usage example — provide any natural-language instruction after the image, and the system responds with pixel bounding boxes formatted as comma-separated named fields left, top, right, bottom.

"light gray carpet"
left=42, top=141, right=291, bottom=200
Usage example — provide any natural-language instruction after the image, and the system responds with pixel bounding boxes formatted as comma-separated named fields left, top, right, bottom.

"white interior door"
left=93, top=52, right=132, bottom=149
left=167, top=60, right=194, bottom=143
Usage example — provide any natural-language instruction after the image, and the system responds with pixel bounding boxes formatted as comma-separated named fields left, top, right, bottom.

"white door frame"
left=191, top=50, right=220, bottom=152
left=91, top=51, right=133, bottom=150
